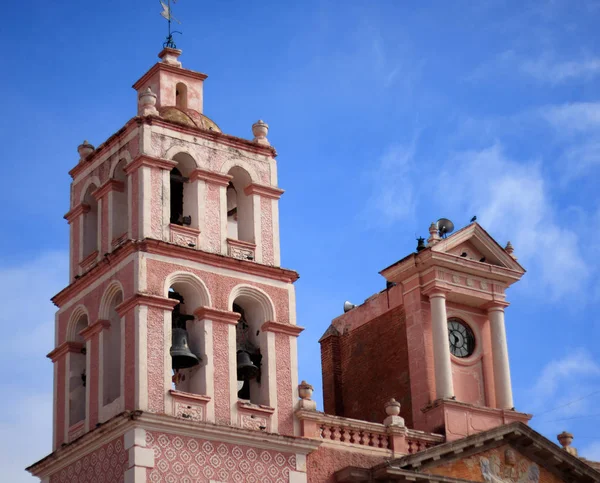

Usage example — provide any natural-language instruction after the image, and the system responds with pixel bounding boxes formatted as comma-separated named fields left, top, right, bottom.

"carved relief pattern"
left=240, top=413, right=269, bottom=431
left=171, top=231, right=197, bottom=248
left=479, top=448, right=540, bottom=483
left=480, top=281, right=488, bottom=290
left=145, top=431, right=295, bottom=483
left=229, top=245, right=255, bottom=261
left=51, top=437, right=127, bottom=483
left=174, top=401, right=204, bottom=422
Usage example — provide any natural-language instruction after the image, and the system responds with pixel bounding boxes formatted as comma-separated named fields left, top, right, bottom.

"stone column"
left=487, top=302, right=513, bottom=409
left=426, top=288, right=454, bottom=400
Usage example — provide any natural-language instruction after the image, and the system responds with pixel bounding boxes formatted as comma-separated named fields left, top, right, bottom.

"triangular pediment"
left=431, top=223, right=525, bottom=274
left=369, top=423, right=600, bottom=483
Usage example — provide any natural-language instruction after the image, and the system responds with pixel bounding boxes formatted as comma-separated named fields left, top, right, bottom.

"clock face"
left=448, top=318, right=475, bottom=358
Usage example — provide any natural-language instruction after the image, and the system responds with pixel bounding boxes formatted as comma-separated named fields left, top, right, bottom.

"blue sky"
left=2, top=0, right=600, bottom=480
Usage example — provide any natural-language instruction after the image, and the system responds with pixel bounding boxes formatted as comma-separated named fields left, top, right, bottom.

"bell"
left=170, top=327, right=200, bottom=370
left=237, top=350, right=259, bottom=380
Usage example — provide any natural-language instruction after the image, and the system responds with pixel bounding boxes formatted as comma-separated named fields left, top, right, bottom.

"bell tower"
left=29, top=48, right=316, bottom=483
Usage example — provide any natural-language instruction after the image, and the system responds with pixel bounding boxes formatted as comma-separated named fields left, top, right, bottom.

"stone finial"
left=427, top=222, right=441, bottom=246
left=297, top=381, right=316, bottom=410
left=558, top=431, right=578, bottom=456
left=138, top=87, right=159, bottom=117
left=77, top=140, right=95, bottom=161
left=505, top=241, right=517, bottom=260
left=252, top=120, right=270, bottom=146
left=383, top=398, right=405, bottom=427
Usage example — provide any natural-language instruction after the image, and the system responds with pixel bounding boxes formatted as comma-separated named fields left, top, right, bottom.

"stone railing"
left=295, top=382, right=444, bottom=456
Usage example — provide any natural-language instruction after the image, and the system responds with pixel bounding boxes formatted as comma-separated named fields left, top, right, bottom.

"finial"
left=252, top=120, right=270, bottom=146
left=77, top=140, right=95, bottom=161
left=505, top=241, right=517, bottom=259
left=383, top=398, right=405, bottom=427
left=557, top=431, right=578, bottom=456
left=297, top=380, right=316, bottom=410
left=138, top=87, right=159, bottom=116
left=416, top=237, right=426, bottom=252
left=427, top=222, right=441, bottom=246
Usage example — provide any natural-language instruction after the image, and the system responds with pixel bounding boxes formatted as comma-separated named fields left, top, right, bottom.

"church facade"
left=27, top=48, right=600, bottom=483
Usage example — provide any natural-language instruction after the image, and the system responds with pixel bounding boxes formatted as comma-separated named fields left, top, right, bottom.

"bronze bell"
left=237, top=350, right=259, bottom=381
left=170, top=327, right=200, bottom=370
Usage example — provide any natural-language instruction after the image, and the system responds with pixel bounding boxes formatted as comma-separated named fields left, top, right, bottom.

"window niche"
left=111, top=160, right=128, bottom=245
left=175, top=82, right=188, bottom=110
left=69, top=314, right=88, bottom=427
left=169, top=153, right=198, bottom=229
left=82, top=185, right=99, bottom=259
left=233, top=295, right=270, bottom=406
left=227, top=167, right=254, bottom=244
left=168, top=283, right=206, bottom=396
left=102, top=291, right=123, bottom=406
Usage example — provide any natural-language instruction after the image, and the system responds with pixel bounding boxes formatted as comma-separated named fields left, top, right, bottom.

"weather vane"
left=160, top=0, right=182, bottom=49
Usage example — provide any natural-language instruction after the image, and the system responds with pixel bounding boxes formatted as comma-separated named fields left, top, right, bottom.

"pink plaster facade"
left=29, top=47, right=563, bottom=483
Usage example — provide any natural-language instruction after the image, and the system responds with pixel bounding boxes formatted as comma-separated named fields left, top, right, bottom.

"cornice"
left=189, top=168, right=232, bottom=186
left=92, top=180, right=125, bottom=200
left=68, top=119, right=138, bottom=180
left=193, top=307, right=240, bottom=325
left=46, top=341, right=84, bottom=362
left=244, top=183, right=285, bottom=200
left=123, top=153, right=177, bottom=175
left=144, top=117, right=277, bottom=158
left=261, top=320, right=304, bottom=337
left=116, top=293, right=178, bottom=317
left=64, top=203, right=90, bottom=224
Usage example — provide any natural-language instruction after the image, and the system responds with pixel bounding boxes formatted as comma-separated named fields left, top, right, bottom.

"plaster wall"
left=306, top=446, right=387, bottom=483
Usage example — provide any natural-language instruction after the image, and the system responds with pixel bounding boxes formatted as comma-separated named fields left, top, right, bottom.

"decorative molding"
left=194, top=307, right=240, bottom=325
left=92, top=180, right=125, bottom=200
left=169, top=224, right=200, bottom=248
left=170, top=390, right=211, bottom=423
left=243, top=183, right=285, bottom=200
left=260, top=320, right=304, bottom=337
left=111, top=232, right=128, bottom=250
left=46, top=341, right=85, bottom=362
left=79, top=319, right=110, bottom=341
left=421, top=282, right=452, bottom=297
left=67, top=421, right=85, bottom=442
left=123, top=154, right=177, bottom=175
left=189, top=168, right=232, bottom=187
left=116, top=293, right=178, bottom=317
left=237, top=401, right=275, bottom=432
left=64, top=203, right=90, bottom=224
left=482, top=300, right=510, bottom=311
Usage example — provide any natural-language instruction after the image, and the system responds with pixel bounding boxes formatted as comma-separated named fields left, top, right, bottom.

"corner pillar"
left=424, top=286, right=454, bottom=400
left=485, top=302, right=513, bottom=409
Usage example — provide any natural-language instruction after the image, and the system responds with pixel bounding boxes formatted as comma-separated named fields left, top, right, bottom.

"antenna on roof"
left=436, top=218, right=455, bottom=238
left=160, top=0, right=182, bottom=49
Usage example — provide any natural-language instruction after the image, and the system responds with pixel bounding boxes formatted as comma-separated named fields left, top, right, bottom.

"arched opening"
left=111, top=160, right=128, bottom=244
left=226, top=182, right=238, bottom=239
left=231, top=288, right=273, bottom=406
left=69, top=313, right=88, bottom=426
left=175, top=82, right=188, bottom=110
left=227, top=167, right=254, bottom=243
left=169, top=153, right=197, bottom=227
left=82, top=185, right=99, bottom=258
left=103, top=290, right=123, bottom=406
left=167, top=276, right=208, bottom=395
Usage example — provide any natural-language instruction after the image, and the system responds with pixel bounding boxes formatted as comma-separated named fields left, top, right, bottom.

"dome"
left=158, top=106, right=221, bottom=133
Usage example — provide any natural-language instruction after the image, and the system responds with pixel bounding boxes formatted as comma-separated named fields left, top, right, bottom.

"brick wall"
left=321, top=304, right=413, bottom=426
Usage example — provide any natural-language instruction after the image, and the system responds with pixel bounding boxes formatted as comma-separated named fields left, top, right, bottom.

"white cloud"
left=540, top=102, right=600, bottom=133
left=521, top=56, right=600, bottom=84
left=439, top=144, right=589, bottom=300
left=0, top=252, right=68, bottom=482
left=532, top=349, right=600, bottom=397
left=362, top=141, right=417, bottom=226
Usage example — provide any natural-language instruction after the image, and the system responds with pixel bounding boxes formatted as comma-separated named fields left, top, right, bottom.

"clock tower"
left=320, top=221, right=531, bottom=440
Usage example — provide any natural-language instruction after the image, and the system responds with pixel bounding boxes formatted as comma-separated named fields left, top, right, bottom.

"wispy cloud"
left=532, top=349, right=600, bottom=397
left=439, top=143, right=589, bottom=300
left=468, top=51, right=600, bottom=85
left=362, top=141, right=418, bottom=226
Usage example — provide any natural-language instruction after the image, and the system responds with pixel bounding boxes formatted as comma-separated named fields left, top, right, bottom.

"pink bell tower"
left=28, top=48, right=317, bottom=482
